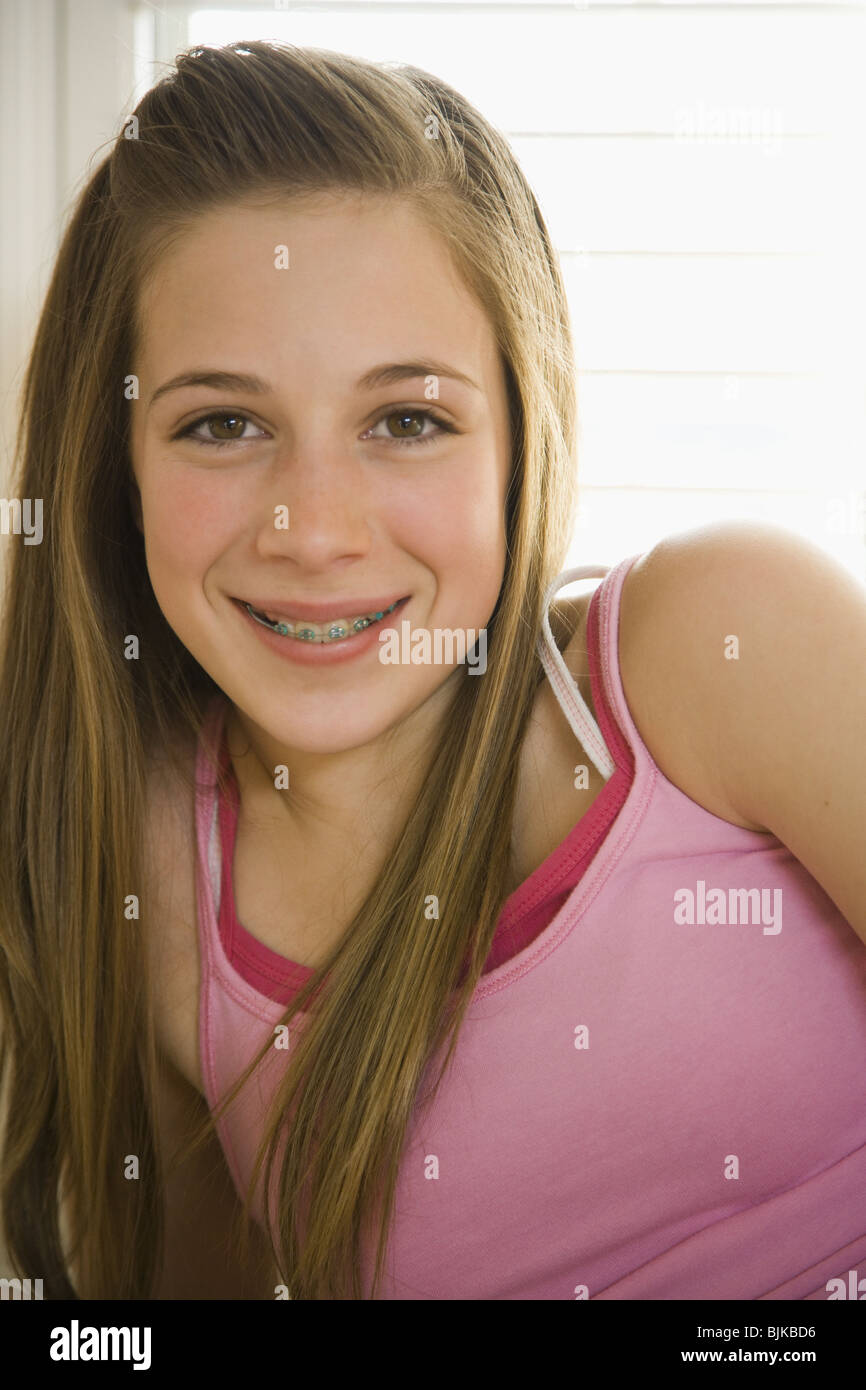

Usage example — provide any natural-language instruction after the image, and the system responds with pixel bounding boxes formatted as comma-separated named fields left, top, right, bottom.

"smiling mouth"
left=241, top=596, right=407, bottom=644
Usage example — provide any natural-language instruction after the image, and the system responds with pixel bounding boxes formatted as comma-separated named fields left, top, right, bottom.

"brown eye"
left=206, top=414, right=247, bottom=440
left=365, top=407, right=453, bottom=449
left=177, top=413, right=265, bottom=448
left=385, top=410, right=425, bottom=438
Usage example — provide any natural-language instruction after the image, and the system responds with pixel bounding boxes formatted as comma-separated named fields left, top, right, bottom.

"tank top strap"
left=536, top=563, right=618, bottom=780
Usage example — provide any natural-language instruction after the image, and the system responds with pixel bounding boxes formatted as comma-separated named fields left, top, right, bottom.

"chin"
left=251, top=701, right=402, bottom=755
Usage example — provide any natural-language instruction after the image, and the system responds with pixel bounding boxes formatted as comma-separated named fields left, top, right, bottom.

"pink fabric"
left=193, top=552, right=866, bottom=1298
left=214, top=580, right=632, bottom=1002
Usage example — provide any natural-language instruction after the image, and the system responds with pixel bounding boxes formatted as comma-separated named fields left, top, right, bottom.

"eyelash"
left=173, top=407, right=456, bottom=451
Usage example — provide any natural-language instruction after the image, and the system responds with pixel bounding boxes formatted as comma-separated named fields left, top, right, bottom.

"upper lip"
left=237, top=594, right=408, bottom=621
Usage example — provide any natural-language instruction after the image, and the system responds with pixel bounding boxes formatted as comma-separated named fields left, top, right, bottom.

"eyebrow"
left=147, top=360, right=482, bottom=409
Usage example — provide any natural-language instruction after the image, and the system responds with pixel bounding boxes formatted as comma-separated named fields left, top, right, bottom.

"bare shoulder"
left=142, top=720, right=204, bottom=1095
left=608, top=522, right=781, bottom=831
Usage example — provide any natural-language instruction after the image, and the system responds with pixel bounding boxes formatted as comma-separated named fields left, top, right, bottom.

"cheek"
left=139, top=468, right=232, bottom=590
left=391, top=465, right=506, bottom=578
left=378, top=466, right=506, bottom=639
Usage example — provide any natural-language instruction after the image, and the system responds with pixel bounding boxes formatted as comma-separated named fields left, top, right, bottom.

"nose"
left=253, top=441, right=373, bottom=568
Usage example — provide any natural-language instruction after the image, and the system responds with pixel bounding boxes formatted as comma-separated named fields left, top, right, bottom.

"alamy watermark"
left=378, top=621, right=487, bottom=675
left=674, top=880, right=782, bottom=935
left=0, top=498, right=42, bottom=545
left=674, top=103, right=784, bottom=157
left=826, top=1268, right=866, bottom=1299
left=0, top=1276, right=43, bottom=1299
left=49, top=1320, right=151, bottom=1370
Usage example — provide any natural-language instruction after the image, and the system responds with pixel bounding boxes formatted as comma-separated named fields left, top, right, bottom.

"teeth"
left=246, top=598, right=401, bottom=643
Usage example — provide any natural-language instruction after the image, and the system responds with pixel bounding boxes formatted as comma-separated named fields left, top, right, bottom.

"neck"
left=224, top=678, right=457, bottom=852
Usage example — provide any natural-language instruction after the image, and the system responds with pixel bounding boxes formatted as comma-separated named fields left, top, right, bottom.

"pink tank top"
left=193, top=553, right=866, bottom=1299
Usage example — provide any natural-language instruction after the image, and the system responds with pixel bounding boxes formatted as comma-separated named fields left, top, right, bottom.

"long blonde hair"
left=0, top=41, right=580, bottom=1298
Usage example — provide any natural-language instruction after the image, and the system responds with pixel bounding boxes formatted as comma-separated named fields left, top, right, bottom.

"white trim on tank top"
left=536, top=565, right=616, bottom=781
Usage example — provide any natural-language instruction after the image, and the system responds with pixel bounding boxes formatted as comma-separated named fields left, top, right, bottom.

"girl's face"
left=130, top=192, right=511, bottom=753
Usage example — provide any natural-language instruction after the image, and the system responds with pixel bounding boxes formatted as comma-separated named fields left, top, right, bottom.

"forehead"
left=134, top=193, right=501, bottom=385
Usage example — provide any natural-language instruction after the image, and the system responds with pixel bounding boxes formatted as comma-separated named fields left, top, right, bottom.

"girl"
left=1, top=41, right=864, bottom=1302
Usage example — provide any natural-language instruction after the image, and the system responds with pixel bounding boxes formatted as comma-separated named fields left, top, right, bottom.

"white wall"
left=0, top=0, right=136, bottom=489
